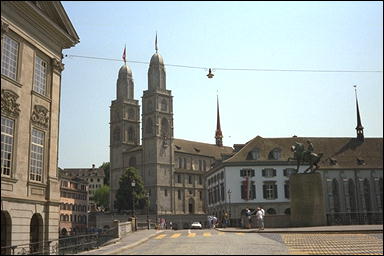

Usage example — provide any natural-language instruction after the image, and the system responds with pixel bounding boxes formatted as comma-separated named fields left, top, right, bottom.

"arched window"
left=348, top=179, right=357, bottom=212
left=30, top=214, right=43, bottom=254
left=128, top=108, right=135, bottom=120
left=113, top=127, right=120, bottom=142
left=363, top=179, right=371, bottom=211
left=246, top=148, right=260, bottom=160
left=145, top=118, right=153, bottom=134
left=128, top=127, right=134, bottom=142
left=269, top=148, right=281, bottom=160
left=129, top=157, right=136, bottom=168
left=332, top=179, right=340, bottom=212
left=267, top=208, right=276, bottom=215
left=284, top=208, right=291, bottom=215
left=161, top=118, right=169, bottom=137
left=147, top=100, right=154, bottom=112
left=161, top=99, right=167, bottom=111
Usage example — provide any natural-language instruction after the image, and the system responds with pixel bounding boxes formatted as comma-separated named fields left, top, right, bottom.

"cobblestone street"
left=281, top=233, right=383, bottom=255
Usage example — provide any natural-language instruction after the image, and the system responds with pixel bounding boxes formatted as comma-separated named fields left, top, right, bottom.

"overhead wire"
left=64, top=54, right=383, bottom=73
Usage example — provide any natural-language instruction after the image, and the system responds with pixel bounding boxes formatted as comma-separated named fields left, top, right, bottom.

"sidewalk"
left=216, top=224, right=383, bottom=233
left=77, top=229, right=165, bottom=255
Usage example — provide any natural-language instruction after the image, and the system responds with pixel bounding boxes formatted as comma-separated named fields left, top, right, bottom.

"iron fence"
left=0, top=227, right=118, bottom=255
left=326, top=211, right=383, bottom=225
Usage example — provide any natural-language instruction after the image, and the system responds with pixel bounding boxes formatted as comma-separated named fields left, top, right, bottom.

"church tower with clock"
left=142, top=37, right=175, bottom=214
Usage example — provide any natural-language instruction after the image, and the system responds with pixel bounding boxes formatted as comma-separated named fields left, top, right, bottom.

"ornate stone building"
left=1, top=1, right=79, bottom=254
left=110, top=40, right=233, bottom=217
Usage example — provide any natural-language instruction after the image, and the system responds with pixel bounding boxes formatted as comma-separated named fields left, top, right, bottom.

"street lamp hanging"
left=207, top=68, right=214, bottom=79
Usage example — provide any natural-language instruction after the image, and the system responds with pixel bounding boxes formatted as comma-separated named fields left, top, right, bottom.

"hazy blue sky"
left=59, top=1, right=383, bottom=168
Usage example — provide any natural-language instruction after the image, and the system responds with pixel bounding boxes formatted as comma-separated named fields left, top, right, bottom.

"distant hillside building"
left=59, top=176, right=88, bottom=236
left=1, top=1, right=79, bottom=254
left=62, top=165, right=105, bottom=211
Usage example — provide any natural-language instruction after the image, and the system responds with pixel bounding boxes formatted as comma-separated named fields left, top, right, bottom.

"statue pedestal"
left=290, top=173, right=326, bottom=227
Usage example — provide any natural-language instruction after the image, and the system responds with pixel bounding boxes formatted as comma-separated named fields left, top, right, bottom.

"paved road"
left=115, top=229, right=289, bottom=255
left=109, top=230, right=383, bottom=255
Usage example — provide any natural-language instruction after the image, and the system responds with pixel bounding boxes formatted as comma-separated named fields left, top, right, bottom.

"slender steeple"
left=354, top=85, right=364, bottom=141
left=215, top=94, right=223, bottom=146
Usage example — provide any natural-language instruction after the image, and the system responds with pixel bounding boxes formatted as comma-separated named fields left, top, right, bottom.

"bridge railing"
left=326, top=211, right=383, bottom=226
left=0, top=226, right=118, bottom=255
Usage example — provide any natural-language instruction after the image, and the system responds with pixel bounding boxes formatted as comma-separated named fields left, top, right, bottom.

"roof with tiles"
left=224, top=136, right=383, bottom=169
left=62, top=167, right=105, bottom=178
left=173, top=138, right=234, bottom=160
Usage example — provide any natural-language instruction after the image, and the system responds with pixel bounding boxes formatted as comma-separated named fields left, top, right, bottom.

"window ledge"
left=1, top=176, right=18, bottom=183
left=1, top=74, right=23, bottom=88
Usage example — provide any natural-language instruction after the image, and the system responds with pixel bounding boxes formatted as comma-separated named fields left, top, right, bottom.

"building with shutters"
left=206, top=91, right=382, bottom=227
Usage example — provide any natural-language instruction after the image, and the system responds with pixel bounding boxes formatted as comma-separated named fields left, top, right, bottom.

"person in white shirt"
left=255, top=207, right=264, bottom=231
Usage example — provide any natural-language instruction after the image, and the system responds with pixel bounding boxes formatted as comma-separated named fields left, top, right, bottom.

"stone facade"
left=1, top=1, right=79, bottom=254
left=110, top=45, right=233, bottom=217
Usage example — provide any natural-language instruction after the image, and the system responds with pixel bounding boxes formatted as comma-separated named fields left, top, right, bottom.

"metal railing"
left=326, top=211, right=383, bottom=226
left=0, top=227, right=118, bottom=255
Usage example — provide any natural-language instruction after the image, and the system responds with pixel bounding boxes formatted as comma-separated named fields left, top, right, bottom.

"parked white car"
left=191, top=222, right=202, bottom=229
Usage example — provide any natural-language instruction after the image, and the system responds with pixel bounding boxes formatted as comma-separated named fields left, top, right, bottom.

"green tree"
left=93, top=185, right=110, bottom=210
left=99, top=162, right=110, bottom=185
left=115, top=167, right=147, bottom=212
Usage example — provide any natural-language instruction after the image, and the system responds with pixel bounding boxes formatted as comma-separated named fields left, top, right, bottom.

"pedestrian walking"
left=260, top=207, right=265, bottom=230
left=245, top=208, right=251, bottom=228
left=255, top=207, right=264, bottom=231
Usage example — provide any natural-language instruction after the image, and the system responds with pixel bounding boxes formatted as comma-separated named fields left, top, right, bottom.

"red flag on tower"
left=122, top=45, right=126, bottom=64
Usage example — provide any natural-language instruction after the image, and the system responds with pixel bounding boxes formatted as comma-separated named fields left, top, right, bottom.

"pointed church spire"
left=155, top=32, right=158, bottom=53
left=354, top=85, right=364, bottom=141
left=215, top=93, right=223, bottom=146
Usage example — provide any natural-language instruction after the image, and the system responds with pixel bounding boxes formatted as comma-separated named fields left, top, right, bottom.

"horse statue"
left=288, top=142, right=323, bottom=173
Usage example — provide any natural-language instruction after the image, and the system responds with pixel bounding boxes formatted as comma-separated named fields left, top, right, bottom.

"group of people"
left=245, top=206, right=265, bottom=231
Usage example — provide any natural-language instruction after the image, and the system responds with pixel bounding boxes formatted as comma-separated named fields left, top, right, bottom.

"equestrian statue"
left=288, top=140, right=323, bottom=173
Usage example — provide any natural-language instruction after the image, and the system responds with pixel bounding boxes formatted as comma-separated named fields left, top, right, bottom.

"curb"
left=215, top=228, right=383, bottom=234
left=104, top=230, right=166, bottom=255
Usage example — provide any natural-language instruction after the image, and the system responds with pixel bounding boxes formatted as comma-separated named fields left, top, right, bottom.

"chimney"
left=92, top=164, right=95, bottom=169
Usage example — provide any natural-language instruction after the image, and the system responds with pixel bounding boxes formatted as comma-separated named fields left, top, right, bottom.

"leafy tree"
left=99, top=162, right=110, bottom=185
left=115, top=167, right=147, bottom=212
left=93, top=185, right=110, bottom=210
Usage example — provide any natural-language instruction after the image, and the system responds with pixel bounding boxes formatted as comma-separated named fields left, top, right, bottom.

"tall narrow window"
left=1, top=116, right=14, bottom=176
left=284, top=182, right=290, bottom=199
left=263, top=182, right=277, bottom=200
left=30, top=128, right=44, bottom=182
left=1, top=35, right=19, bottom=80
left=33, top=56, right=47, bottom=95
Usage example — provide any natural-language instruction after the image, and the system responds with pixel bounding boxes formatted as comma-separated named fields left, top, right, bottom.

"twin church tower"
left=109, top=37, right=232, bottom=214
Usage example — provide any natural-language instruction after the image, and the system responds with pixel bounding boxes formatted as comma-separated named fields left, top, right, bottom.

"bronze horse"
left=288, top=142, right=323, bottom=173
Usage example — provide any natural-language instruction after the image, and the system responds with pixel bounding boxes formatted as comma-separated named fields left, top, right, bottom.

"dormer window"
left=329, top=158, right=337, bottom=165
left=175, top=145, right=181, bottom=150
left=246, top=148, right=260, bottom=160
left=269, top=148, right=281, bottom=160
left=194, top=147, right=200, bottom=153
left=357, top=158, right=365, bottom=165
